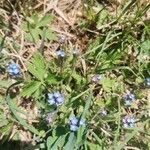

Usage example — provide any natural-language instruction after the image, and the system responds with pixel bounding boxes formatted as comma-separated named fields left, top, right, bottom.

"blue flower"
left=68, top=116, right=86, bottom=132
left=56, top=50, right=65, bottom=58
left=146, top=77, right=150, bottom=86
left=123, top=93, right=135, bottom=106
left=122, top=116, right=135, bottom=128
left=47, top=91, right=64, bottom=106
left=7, top=62, right=20, bottom=76
left=69, top=116, right=78, bottom=125
left=91, top=74, right=101, bottom=82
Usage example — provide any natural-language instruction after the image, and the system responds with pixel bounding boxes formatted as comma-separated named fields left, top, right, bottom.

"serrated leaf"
left=101, top=78, right=116, bottom=92
left=30, top=28, right=40, bottom=43
left=21, top=81, right=41, bottom=98
left=28, top=52, right=46, bottom=81
left=37, top=14, right=53, bottom=28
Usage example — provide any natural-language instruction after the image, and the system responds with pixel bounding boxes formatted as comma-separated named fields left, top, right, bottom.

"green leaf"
left=50, top=134, right=67, bottom=150
left=64, top=132, right=76, bottom=150
left=46, top=73, right=58, bottom=85
left=28, top=52, right=46, bottom=81
left=30, top=28, right=40, bottom=43
left=0, top=80, right=12, bottom=88
left=101, top=78, right=116, bottom=92
left=71, top=72, right=82, bottom=85
left=87, top=141, right=102, bottom=150
left=96, top=9, right=108, bottom=29
left=6, top=95, right=40, bottom=136
left=47, top=136, right=58, bottom=150
left=37, top=14, right=53, bottom=28
left=45, top=28, right=58, bottom=41
left=21, top=81, right=41, bottom=98
left=140, top=40, right=150, bottom=55
left=81, top=92, right=92, bottom=119
left=76, top=126, right=86, bottom=145
left=112, top=130, right=138, bottom=150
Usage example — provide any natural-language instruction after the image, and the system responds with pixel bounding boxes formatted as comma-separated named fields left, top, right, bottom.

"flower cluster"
left=47, top=92, right=64, bottom=106
left=123, top=92, right=135, bottom=106
left=122, top=116, right=135, bottom=128
left=146, top=77, right=150, bottom=86
left=56, top=50, right=65, bottom=58
left=7, top=62, right=21, bottom=76
left=68, top=116, right=85, bottom=132
left=91, top=74, right=101, bottom=83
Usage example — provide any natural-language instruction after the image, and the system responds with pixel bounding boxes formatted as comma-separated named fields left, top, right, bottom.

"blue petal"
left=48, top=98, right=55, bottom=105
left=56, top=97, right=64, bottom=104
left=70, top=125, right=78, bottom=131
left=123, top=123, right=129, bottom=128
left=48, top=93, right=54, bottom=99
left=53, top=92, right=61, bottom=98
left=13, top=68, right=20, bottom=75
left=69, top=117, right=78, bottom=125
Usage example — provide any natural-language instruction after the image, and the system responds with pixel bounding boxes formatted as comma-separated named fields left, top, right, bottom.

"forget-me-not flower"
left=47, top=91, right=64, bottom=106
left=123, top=92, right=136, bottom=106
left=91, top=74, right=101, bottom=83
left=122, top=116, right=135, bottom=128
left=7, top=62, right=21, bottom=76
left=68, top=116, right=85, bottom=132
left=56, top=50, right=65, bottom=58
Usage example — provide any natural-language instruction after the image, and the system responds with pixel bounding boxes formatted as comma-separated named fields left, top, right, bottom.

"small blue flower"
left=68, top=116, right=86, bottom=132
left=123, top=93, right=135, bottom=106
left=122, top=116, right=135, bottom=128
left=7, top=62, right=20, bottom=76
left=91, top=74, right=101, bottom=82
left=146, top=77, right=150, bottom=86
left=47, top=91, right=64, bottom=106
left=69, top=116, right=78, bottom=125
left=70, top=125, right=78, bottom=131
left=56, top=50, right=65, bottom=58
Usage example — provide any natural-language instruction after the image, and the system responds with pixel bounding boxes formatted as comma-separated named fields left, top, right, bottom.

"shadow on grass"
left=0, top=140, right=35, bottom=150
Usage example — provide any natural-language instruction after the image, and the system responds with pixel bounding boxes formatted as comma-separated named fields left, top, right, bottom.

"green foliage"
left=22, top=13, right=57, bottom=43
left=0, top=0, right=150, bottom=149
